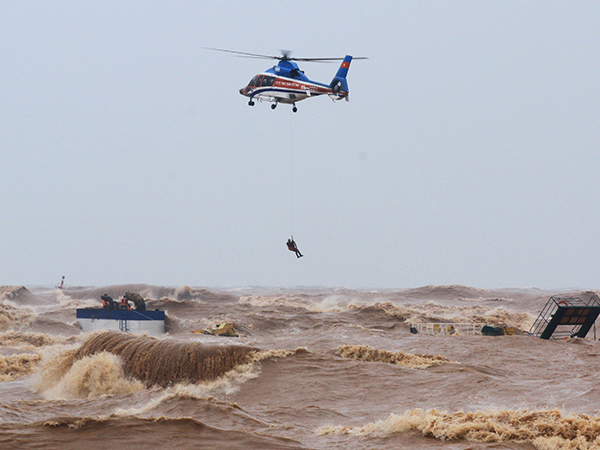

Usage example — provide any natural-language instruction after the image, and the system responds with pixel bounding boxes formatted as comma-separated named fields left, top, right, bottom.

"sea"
left=1, top=283, right=600, bottom=450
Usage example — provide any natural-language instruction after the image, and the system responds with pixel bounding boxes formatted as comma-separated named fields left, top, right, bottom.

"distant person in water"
left=101, top=294, right=117, bottom=310
left=286, top=238, right=303, bottom=258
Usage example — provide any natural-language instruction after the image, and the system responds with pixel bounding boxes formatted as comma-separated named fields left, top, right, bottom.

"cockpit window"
left=261, top=76, right=275, bottom=86
left=249, top=75, right=275, bottom=87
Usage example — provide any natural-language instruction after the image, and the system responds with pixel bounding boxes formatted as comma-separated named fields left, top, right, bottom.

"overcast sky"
left=2, top=1, right=599, bottom=289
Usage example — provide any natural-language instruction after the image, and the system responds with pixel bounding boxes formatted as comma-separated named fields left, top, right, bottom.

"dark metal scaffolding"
left=528, top=296, right=600, bottom=340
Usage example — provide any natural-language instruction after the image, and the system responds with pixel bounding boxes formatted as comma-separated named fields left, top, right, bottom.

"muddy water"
left=1, top=284, right=600, bottom=449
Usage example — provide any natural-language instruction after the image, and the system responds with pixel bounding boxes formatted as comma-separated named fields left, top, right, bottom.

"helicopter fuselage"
left=239, top=59, right=348, bottom=107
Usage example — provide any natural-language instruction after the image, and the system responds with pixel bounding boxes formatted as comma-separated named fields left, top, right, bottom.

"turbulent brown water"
left=1, top=283, right=600, bottom=449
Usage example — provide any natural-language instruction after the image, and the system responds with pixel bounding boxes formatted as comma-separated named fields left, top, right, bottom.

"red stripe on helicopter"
left=273, top=79, right=330, bottom=93
left=341, top=61, right=350, bottom=69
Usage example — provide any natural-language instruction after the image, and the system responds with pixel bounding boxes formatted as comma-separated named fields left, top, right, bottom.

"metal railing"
left=412, top=323, right=482, bottom=335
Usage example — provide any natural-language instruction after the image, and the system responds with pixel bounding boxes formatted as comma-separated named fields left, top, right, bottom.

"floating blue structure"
left=76, top=309, right=165, bottom=335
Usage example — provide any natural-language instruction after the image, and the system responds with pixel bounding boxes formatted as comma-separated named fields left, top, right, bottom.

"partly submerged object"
left=193, top=323, right=238, bottom=337
left=410, top=323, right=480, bottom=335
left=481, top=325, right=517, bottom=336
left=76, top=308, right=165, bottom=335
left=528, top=296, right=600, bottom=339
left=410, top=323, right=518, bottom=336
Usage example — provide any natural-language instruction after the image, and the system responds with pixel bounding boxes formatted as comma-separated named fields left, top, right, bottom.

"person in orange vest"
left=124, top=292, right=146, bottom=311
left=120, top=295, right=132, bottom=310
left=101, top=294, right=116, bottom=310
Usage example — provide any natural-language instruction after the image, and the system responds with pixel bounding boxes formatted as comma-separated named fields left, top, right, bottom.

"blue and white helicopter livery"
left=207, top=48, right=367, bottom=112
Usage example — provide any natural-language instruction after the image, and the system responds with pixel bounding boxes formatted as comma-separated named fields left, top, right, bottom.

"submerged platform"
left=76, top=308, right=165, bottom=335
left=528, top=296, right=600, bottom=340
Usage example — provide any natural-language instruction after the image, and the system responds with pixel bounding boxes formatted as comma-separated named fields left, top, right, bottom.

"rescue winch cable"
left=290, top=111, right=294, bottom=238
left=286, top=112, right=304, bottom=259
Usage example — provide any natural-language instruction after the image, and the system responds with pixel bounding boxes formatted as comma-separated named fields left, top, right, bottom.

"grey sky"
left=1, top=2, right=599, bottom=289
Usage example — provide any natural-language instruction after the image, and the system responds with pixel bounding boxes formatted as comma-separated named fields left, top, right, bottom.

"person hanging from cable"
left=286, top=237, right=303, bottom=258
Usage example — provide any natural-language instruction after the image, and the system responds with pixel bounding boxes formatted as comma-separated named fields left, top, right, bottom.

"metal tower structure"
left=528, top=296, right=600, bottom=340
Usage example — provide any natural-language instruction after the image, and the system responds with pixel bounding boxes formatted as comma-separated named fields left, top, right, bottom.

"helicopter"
left=207, top=48, right=367, bottom=112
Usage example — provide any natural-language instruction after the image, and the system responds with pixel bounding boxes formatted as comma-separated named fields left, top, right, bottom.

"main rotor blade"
left=204, top=47, right=279, bottom=60
left=291, top=56, right=369, bottom=62
left=292, top=57, right=343, bottom=63
left=206, top=47, right=369, bottom=63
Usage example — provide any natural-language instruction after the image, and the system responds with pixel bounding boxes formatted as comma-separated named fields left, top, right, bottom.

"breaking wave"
left=36, top=331, right=259, bottom=390
left=0, top=331, right=79, bottom=349
left=32, top=332, right=297, bottom=401
left=0, top=286, right=37, bottom=304
left=399, top=284, right=503, bottom=300
left=58, top=284, right=237, bottom=303
left=0, top=353, right=41, bottom=381
left=237, top=294, right=533, bottom=330
left=335, top=345, right=450, bottom=369
left=114, top=348, right=301, bottom=416
left=0, top=304, right=35, bottom=331
left=318, top=408, right=600, bottom=449
left=238, top=294, right=347, bottom=312
left=73, top=332, right=258, bottom=386
left=351, top=302, right=532, bottom=330
left=34, top=351, right=145, bottom=399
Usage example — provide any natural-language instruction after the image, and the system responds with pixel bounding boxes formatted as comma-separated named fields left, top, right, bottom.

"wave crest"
left=0, top=331, right=78, bottom=349
left=318, top=408, right=600, bottom=449
left=0, top=286, right=37, bottom=304
left=72, top=331, right=258, bottom=387
left=0, top=304, right=35, bottom=331
left=351, top=302, right=531, bottom=330
left=335, top=345, right=450, bottom=369
left=0, top=353, right=41, bottom=381
left=34, top=351, right=145, bottom=399
left=58, top=284, right=237, bottom=303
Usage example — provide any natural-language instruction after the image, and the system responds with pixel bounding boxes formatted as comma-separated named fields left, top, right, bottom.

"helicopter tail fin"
left=330, top=55, right=353, bottom=101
